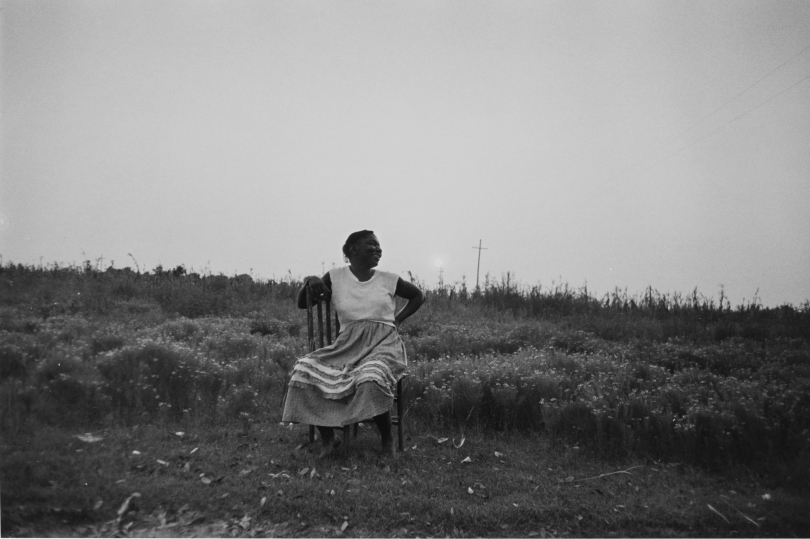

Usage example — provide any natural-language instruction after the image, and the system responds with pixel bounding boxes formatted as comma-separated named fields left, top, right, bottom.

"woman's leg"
left=373, top=411, right=395, bottom=456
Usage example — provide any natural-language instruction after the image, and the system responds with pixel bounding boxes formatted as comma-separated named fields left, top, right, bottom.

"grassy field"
left=1, top=262, right=809, bottom=537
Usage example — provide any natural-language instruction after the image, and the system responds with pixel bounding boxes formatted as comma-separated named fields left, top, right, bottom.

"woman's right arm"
left=296, top=272, right=332, bottom=309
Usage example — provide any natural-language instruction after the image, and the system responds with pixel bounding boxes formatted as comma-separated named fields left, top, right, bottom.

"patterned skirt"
left=281, top=320, right=407, bottom=427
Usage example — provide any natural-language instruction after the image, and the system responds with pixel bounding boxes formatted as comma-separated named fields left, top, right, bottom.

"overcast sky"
left=2, top=1, right=809, bottom=307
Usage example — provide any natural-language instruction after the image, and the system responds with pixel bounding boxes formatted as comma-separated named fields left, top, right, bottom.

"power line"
left=591, top=42, right=810, bottom=195
left=626, top=71, right=810, bottom=180
left=698, top=43, right=810, bottom=120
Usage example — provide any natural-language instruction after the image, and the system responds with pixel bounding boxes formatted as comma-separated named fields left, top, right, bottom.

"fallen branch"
left=707, top=504, right=730, bottom=524
left=572, top=466, right=643, bottom=482
left=719, top=496, right=760, bottom=528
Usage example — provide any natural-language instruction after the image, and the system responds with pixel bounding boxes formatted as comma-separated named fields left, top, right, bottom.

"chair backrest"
left=305, top=286, right=339, bottom=352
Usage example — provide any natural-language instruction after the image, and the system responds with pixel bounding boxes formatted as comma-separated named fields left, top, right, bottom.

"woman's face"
left=351, top=234, right=382, bottom=268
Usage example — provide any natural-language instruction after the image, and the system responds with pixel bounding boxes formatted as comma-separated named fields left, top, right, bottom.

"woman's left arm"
left=394, top=278, right=425, bottom=329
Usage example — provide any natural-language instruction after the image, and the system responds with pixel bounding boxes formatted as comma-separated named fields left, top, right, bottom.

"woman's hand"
left=297, top=274, right=332, bottom=309
left=305, top=277, right=331, bottom=302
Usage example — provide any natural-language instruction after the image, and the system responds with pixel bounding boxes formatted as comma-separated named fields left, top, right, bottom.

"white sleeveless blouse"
left=329, top=266, right=399, bottom=327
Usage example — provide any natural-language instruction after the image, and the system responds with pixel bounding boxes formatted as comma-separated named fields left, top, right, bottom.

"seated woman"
left=281, top=230, right=425, bottom=457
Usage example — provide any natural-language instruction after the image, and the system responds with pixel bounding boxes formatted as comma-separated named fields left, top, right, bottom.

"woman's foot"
left=374, top=412, right=396, bottom=458
left=316, top=426, right=340, bottom=459
left=318, top=437, right=341, bottom=459
left=381, top=436, right=397, bottom=459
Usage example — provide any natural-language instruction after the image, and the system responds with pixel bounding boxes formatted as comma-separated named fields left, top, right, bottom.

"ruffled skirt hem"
left=280, top=320, right=406, bottom=426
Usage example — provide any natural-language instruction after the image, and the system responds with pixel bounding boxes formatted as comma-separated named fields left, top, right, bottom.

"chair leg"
left=309, top=425, right=315, bottom=443
left=343, top=425, right=351, bottom=446
left=396, top=378, right=404, bottom=452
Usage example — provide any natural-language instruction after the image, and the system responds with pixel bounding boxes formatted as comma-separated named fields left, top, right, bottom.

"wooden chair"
left=305, top=285, right=405, bottom=452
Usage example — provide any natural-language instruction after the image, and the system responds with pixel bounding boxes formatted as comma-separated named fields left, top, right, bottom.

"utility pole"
left=472, top=239, right=488, bottom=292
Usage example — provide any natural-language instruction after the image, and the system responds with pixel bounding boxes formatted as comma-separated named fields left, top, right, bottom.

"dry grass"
left=3, top=417, right=809, bottom=537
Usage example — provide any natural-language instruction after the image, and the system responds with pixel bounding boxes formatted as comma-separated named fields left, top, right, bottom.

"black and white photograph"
left=1, top=1, right=809, bottom=536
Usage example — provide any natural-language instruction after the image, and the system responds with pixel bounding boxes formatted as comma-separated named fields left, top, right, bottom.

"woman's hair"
left=342, top=230, right=375, bottom=259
